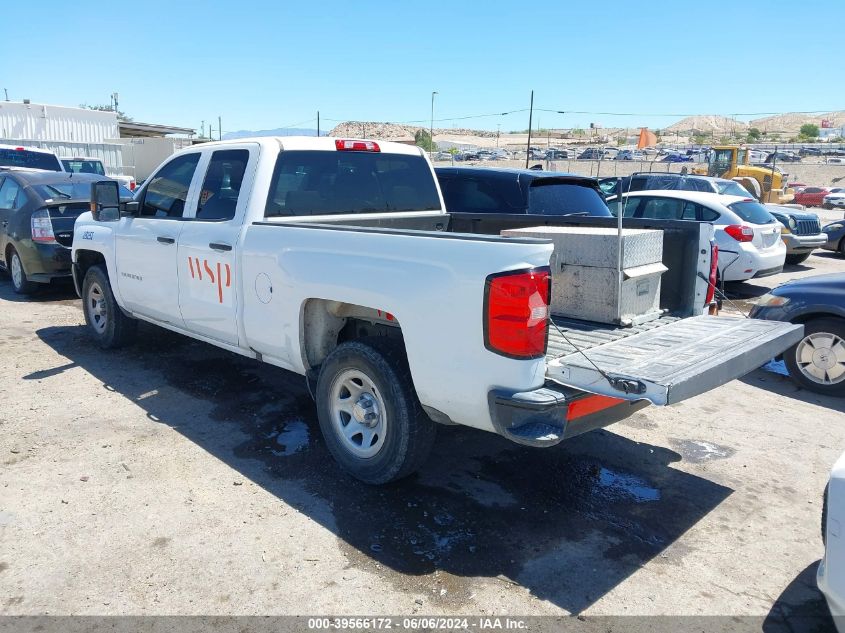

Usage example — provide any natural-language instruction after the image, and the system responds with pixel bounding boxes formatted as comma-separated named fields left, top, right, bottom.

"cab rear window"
left=0, top=148, right=62, bottom=171
left=265, top=150, right=441, bottom=216
left=727, top=200, right=777, bottom=225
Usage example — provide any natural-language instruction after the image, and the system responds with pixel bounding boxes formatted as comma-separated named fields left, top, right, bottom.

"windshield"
left=265, top=150, right=441, bottom=216
left=61, top=159, right=105, bottom=175
left=527, top=180, right=612, bottom=216
left=33, top=181, right=133, bottom=201
left=0, top=148, right=62, bottom=171
left=728, top=200, right=777, bottom=225
left=716, top=181, right=752, bottom=196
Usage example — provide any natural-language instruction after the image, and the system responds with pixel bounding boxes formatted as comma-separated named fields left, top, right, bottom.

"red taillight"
left=724, top=224, right=754, bottom=242
left=129, top=181, right=136, bottom=191
left=31, top=208, right=56, bottom=243
left=15, top=147, right=25, bottom=151
left=484, top=267, right=551, bottom=359
left=335, top=139, right=380, bottom=152
left=705, top=243, right=718, bottom=305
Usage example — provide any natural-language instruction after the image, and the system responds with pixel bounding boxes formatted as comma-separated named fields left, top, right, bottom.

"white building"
left=0, top=101, right=119, bottom=142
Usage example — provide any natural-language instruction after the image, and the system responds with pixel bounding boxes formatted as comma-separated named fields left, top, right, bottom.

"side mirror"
left=90, top=181, right=138, bottom=221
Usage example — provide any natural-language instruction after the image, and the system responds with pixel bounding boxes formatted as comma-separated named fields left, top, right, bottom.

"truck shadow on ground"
left=740, top=369, right=845, bottom=414
left=34, top=323, right=732, bottom=614
left=763, top=561, right=835, bottom=632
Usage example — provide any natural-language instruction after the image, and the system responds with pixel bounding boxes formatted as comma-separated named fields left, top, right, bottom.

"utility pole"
left=201, top=120, right=205, bottom=139
left=218, top=116, right=222, bottom=141
left=525, top=90, right=534, bottom=169
left=3, top=88, right=8, bottom=102
left=496, top=124, right=500, bottom=148
left=317, top=111, right=320, bottom=137
left=430, top=91, right=438, bottom=159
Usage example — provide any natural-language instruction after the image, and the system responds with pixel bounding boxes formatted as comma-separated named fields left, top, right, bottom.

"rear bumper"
left=19, top=242, right=72, bottom=283
left=488, top=383, right=649, bottom=447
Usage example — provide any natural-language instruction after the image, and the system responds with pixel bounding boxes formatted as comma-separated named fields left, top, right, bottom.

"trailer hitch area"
left=607, top=376, right=647, bottom=395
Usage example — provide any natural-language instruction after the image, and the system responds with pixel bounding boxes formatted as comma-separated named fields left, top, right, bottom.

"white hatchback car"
left=609, top=191, right=786, bottom=282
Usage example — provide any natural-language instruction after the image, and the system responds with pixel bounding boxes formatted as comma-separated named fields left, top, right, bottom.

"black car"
left=434, top=166, right=612, bottom=217
left=0, top=169, right=130, bottom=294
left=750, top=273, right=845, bottom=397
left=822, top=220, right=845, bottom=256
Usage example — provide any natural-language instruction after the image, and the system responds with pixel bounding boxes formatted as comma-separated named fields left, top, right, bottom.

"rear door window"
left=636, top=197, right=684, bottom=220
left=0, top=178, right=24, bottom=210
left=440, top=175, right=522, bottom=213
left=196, top=149, right=249, bottom=221
left=527, top=181, right=611, bottom=216
left=265, top=150, right=441, bottom=216
left=728, top=200, right=777, bottom=225
left=140, top=153, right=201, bottom=218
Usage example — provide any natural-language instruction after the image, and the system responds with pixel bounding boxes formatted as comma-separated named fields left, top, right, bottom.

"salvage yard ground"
left=0, top=235, right=844, bottom=625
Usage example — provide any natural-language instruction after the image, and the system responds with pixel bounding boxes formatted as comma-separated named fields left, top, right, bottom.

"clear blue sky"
left=2, top=0, right=843, bottom=135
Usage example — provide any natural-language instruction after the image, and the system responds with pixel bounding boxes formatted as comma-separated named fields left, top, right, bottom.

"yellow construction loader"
left=693, top=146, right=794, bottom=203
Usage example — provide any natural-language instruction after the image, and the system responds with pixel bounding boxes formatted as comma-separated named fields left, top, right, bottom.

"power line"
left=536, top=108, right=842, bottom=118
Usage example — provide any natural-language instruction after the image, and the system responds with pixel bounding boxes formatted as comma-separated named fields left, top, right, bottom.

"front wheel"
left=315, top=339, right=436, bottom=484
left=82, top=264, right=137, bottom=349
left=785, top=252, right=811, bottom=265
left=784, top=317, right=845, bottom=397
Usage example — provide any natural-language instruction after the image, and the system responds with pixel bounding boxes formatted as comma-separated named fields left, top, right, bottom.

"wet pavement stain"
left=35, top=322, right=733, bottom=613
left=670, top=439, right=736, bottom=463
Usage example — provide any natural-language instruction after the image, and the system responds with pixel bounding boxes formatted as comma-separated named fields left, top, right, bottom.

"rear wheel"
left=785, top=252, right=811, bottom=265
left=784, top=317, right=845, bottom=397
left=8, top=247, right=37, bottom=295
left=82, top=264, right=137, bottom=349
left=839, top=238, right=845, bottom=257
left=315, top=338, right=436, bottom=484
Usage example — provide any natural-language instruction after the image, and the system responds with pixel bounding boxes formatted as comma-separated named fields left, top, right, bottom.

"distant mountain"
left=222, top=127, right=323, bottom=140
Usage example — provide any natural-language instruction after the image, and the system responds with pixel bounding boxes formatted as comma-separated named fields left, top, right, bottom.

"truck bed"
left=546, top=314, right=680, bottom=359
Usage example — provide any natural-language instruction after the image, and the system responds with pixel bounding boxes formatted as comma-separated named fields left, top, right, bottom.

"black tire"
left=8, top=247, right=38, bottom=295
left=785, top=252, right=811, bottom=265
left=823, top=203, right=833, bottom=210
left=81, top=264, right=137, bottom=349
left=784, top=317, right=845, bottom=397
left=315, top=338, right=436, bottom=484
left=839, top=238, right=845, bottom=257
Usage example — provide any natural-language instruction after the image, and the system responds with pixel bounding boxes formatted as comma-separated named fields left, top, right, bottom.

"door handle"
left=209, top=242, right=232, bottom=252
left=157, top=236, right=175, bottom=244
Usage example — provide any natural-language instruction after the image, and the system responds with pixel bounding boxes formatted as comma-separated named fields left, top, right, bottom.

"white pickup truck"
left=71, top=136, right=803, bottom=484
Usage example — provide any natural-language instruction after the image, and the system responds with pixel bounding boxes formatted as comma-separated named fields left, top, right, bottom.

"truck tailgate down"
left=546, top=316, right=804, bottom=406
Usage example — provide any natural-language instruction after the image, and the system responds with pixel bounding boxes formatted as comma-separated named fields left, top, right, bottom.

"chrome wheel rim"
left=795, top=332, right=845, bottom=386
left=10, top=253, right=22, bottom=289
left=329, top=368, right=387, bottom=459
left=86, top=282, right=108, bottom=334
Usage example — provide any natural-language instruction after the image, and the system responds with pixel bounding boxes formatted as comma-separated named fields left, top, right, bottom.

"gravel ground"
left=0, top=247, right=843, bottom=625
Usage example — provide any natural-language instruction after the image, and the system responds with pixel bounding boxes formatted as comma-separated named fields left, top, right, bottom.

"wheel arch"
left=299, top=298, right=406, bottom=376
left=73, top=249, right=107, bottom=294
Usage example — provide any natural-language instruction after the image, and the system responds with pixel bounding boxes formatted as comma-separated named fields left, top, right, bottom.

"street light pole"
left=430, top=91, right=438, bottom=159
